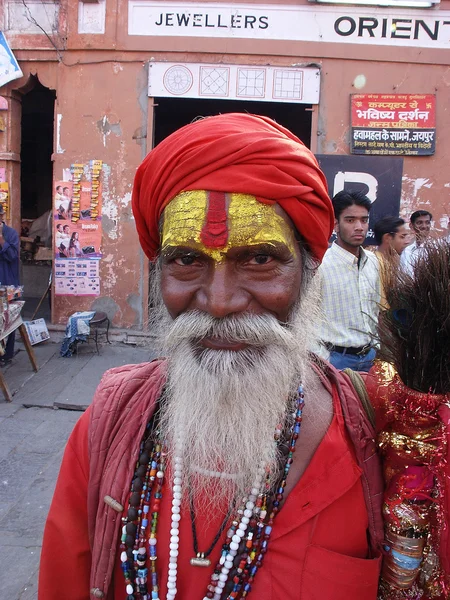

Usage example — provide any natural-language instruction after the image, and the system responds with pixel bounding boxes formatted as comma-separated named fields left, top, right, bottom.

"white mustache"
left=164, top=310, right=298, bottom=350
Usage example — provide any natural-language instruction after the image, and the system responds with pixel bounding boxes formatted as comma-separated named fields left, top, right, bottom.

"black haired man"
left=318, top=190, right=380, bottom=371
left=400, top=210, right=432, bottom=276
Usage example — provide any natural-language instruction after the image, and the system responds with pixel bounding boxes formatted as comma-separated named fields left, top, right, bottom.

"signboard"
left=128, top=2, right=450, bottom=49
left=316, top=154, right=403, bottom=244
left=0, top=32, right=22, bottom=88
left=351, top=94, right=436, bottom=156
left=148, top=62, right=320, bottom=104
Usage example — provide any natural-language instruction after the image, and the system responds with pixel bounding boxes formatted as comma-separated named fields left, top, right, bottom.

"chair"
left=89, top=311, right=111, bottom=353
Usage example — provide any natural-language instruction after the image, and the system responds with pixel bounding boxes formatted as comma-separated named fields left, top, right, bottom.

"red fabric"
left=39, top=375, right=380, bottom=600
left=132, top=113, right=333, bottom=262
left=438, top=403, right=450, bottom=574
left=200, top=190, right=228, bottom=247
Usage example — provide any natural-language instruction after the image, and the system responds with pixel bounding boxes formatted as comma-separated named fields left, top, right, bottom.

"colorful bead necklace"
left=121, top=384, right=305, bottom=600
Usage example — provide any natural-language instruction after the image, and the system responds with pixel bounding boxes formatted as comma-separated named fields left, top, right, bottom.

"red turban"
left=132, top=113, right=333, bottom=261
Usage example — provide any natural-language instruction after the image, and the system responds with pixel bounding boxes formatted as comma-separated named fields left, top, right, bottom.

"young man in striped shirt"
left=318, top=190, right=381, bottom=372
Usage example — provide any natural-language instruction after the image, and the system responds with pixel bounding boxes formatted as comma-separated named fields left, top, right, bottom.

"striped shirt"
left=317, top=242, right=381, bottom=352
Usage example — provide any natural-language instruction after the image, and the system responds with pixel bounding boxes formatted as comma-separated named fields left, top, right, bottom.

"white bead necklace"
left=212, top=466, right=266, bottom=600
left=166, top=436, right=184, bottom=600
left=165, top=450, right=266, bottom=600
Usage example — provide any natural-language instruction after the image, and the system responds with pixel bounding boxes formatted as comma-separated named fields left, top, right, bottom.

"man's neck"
left=335, top=238, right=360, bottom=258
left=415, top=232, right=429, bottom=246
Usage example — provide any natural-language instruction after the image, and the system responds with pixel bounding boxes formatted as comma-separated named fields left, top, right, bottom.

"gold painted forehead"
left=161, top=190, right=297, bottom=261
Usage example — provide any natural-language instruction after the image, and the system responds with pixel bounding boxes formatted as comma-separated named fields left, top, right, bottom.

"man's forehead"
left=161, top=191, right=297, bottom=258
left=339, top=205, right=369, bottom=218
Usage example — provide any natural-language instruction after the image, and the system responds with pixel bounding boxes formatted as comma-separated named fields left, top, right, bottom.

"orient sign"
left=128, top=2, right=450, bottom=49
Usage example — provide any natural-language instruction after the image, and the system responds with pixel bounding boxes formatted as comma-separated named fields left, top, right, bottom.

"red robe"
left=39, top=384, right=381, bottom=600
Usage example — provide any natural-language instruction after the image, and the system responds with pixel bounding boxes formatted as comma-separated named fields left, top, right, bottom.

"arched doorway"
left=19, top=75, right=55, bottom=318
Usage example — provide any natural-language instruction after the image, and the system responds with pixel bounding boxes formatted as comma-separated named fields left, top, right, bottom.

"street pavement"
left=0, top=338, right=156, bottom=600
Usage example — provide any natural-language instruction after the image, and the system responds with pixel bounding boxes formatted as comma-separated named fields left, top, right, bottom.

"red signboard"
left=352, top=94, right=435, bottom=128
left=351, top=94, right=436, bottom=156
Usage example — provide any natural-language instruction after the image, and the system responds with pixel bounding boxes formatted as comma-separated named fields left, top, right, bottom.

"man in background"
left=319, top=190, right=380, bottom=371
left=0, top=204, right=20, bottom=364
left=400, top=209, right=432, bottom=276
left=373, top=216, right=410, bottom=308
left=373, top=217, right=411, bottom=308
left=443, top=217, right=450, bottom=241
left=373, top=216, right=410, bottom=259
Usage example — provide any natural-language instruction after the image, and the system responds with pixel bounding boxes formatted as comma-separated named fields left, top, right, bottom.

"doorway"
left=19, top=76, right=55, bottom=320
left=153, top=97, right=312, bottom=147
left=20, top=76, right=55, bottom=223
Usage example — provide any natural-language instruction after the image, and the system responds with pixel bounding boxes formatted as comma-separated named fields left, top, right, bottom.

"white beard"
left=149, top=265, right=321, bottom=513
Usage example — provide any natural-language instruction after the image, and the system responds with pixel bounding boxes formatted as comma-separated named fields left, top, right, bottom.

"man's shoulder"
left=363, top=248, right=380, bottom=270
left=96, top=359, right=166, bottom=393
left=90, top=359, right=167, bottom=425
left=319, top=244, right=340, bottom=269
left=2, top=224, right=18, bottom=238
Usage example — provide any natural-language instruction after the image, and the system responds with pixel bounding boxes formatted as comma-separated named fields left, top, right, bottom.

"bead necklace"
left=189, top=491, right=235, bottom=567
left=121, top=384, right=305, bottom=600
left=206, top=385, right=304, bottom=600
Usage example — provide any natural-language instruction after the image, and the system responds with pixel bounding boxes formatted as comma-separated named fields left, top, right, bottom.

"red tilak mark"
left=200, top=191, right=228, bottom=248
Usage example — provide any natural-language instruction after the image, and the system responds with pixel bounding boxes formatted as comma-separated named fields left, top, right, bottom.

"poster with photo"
left=54, top=219, right=102, bottom=259
left=53, top=160, right=104, bottom=296
left=0, top=182, right=10, bottom=218
left=54, top=181, right=72, bottom=220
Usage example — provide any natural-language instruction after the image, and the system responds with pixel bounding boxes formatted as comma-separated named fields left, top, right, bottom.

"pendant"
left=190, top=555, right=211, bottom=567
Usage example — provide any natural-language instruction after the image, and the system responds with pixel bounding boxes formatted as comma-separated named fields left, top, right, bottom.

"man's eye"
left=250, top=254, right=273, bottom=265
left=174, top=255, right=196, bottom=266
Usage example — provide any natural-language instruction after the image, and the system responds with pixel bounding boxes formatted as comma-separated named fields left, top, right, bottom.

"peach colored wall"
left=1, top=0, right=449, bottom=328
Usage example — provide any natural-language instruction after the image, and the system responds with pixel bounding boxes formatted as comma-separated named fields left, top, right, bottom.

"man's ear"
left=334, top=218, right=339, bottom=234
left=381, top=232, right=391, bottom=246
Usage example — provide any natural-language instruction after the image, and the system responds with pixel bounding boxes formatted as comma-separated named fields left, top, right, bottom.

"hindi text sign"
left=351, top=94, right=436, bottom=156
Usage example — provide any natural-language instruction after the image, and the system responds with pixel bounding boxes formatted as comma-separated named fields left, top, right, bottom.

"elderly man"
left=39, top=114, right=383, bottom=600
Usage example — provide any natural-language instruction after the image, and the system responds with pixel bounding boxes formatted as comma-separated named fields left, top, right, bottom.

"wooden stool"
left=89, top=311, right=111, bottom=354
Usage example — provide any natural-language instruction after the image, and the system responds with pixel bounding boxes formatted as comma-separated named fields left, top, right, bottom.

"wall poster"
left=351, top=94, right=436, bottom=156
left=0, top=182, right=10, bottom=219
left=53, top=160, right=103, bottom=296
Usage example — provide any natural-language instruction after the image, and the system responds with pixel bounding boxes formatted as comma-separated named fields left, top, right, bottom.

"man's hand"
left=0, top=222, right=4, bottom=246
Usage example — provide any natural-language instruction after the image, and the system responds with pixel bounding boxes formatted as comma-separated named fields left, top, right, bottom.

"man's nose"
left=197, top=263, right=250, bottom=318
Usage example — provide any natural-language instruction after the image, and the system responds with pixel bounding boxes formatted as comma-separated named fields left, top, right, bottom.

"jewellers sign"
left=351, top=94, right=436, bottom=156
left=128, top=2, right=450, bottom=49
